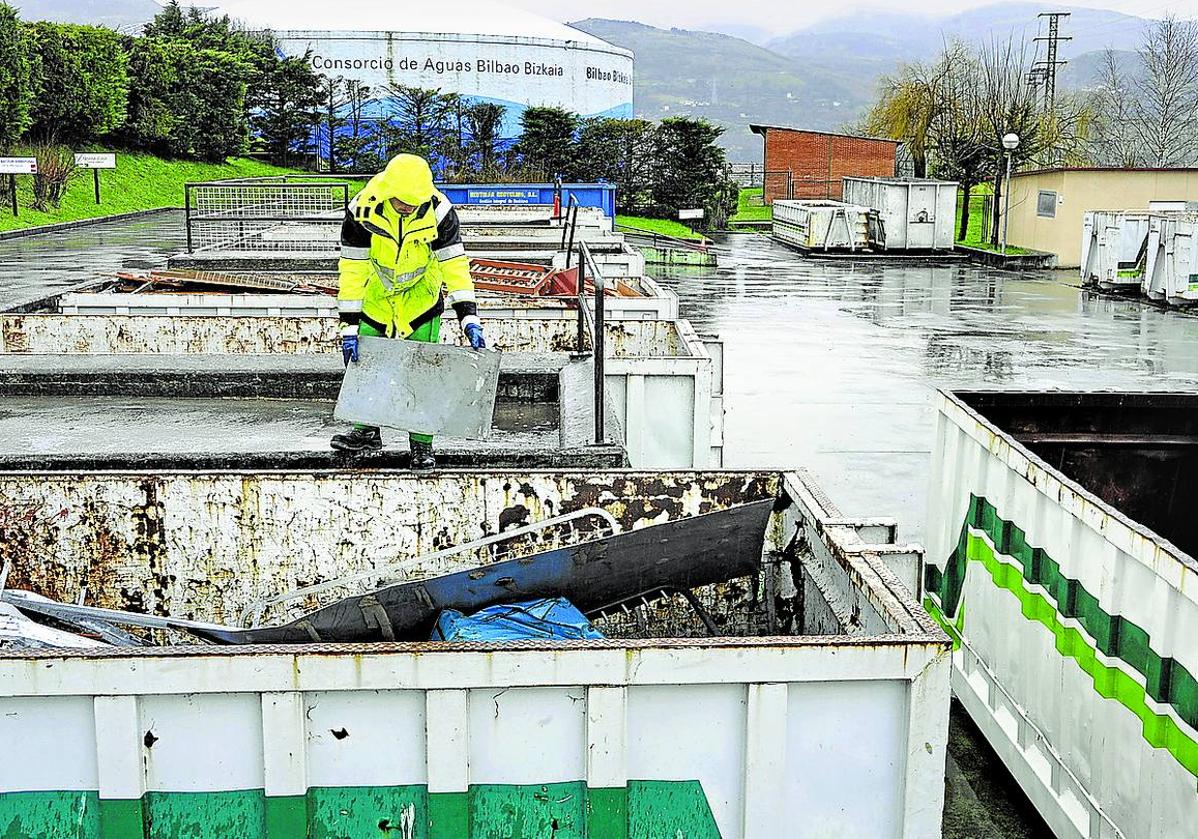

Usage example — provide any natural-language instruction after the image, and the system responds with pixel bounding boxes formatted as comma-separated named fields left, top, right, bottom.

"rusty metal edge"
left=0, top=467, right=788, bottom=478
left=0, top=632, right=949, bottom=661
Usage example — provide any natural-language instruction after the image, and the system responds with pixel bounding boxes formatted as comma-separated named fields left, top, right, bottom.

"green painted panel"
left=99, top=798, right=145, bottom=839
left=628, top=780, right=721, bottom=838
left=308, top=785, right=427, bottom=839
left=468, top=782, right=587, bottom=838
left=586, top=787, right=628, bottom=839
left=428, top=792, right=469, bottom=839
left=0, top=781, right=720, bottom=837
left=144, top=790, right=265, bottom=839
left=926, top=495, right=1198, bottom=733
left=0, top=790, right=99, bottom=839
left=925, top=508, right=1198, bottom=779
left=264, top=795, right=305, bottom=839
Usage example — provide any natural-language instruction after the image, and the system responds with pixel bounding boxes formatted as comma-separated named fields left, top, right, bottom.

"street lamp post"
left=1001, top=133, right=1020, bottom=256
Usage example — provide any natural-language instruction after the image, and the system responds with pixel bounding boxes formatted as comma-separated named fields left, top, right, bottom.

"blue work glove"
left=464, top=323, right=487, bottom=350
left=341, top=333, right=359, bottom=365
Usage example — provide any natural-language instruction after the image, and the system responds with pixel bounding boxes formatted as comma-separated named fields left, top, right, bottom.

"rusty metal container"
left=0, top=468, right=948, bottom=838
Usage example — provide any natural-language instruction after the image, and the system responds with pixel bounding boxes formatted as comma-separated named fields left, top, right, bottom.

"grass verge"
left=730, top=187, right=771, bottom=223
left=616, top=215, right=705, bottom=241
left=0, top=151, right=296, bottom=233
left=953, top=187, right=1031, bottom=253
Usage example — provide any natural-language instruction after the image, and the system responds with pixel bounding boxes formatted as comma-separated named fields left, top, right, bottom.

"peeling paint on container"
left=0, top=468, right=949, bottom=839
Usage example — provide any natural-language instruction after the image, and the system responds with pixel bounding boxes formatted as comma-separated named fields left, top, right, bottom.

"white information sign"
left=678, top=208, right=705, bottom=220
left=74, top=153, right=116, bottom=169
left=0, top=157, right=37, bottom=175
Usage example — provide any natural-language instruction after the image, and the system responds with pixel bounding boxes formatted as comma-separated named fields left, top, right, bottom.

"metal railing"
left=576, top=240, right=606, bottom=446
left=184, top=177, right=349, bottom=253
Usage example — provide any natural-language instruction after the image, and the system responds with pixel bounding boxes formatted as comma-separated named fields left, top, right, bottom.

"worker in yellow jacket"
left=331, top=153, right=485, bottom=469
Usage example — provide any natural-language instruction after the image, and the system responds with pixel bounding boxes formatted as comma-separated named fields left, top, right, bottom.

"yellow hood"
left=369, top=153, right=436, bottom=208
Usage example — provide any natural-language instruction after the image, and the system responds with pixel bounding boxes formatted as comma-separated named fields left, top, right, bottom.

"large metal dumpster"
left=771, top=200, right=876, bottom=252
left=0, top=314, right=723, bottom=468
left=1144, top=213, right=1198, bottom=305
left=1080, top=210, right=1152, bottom=292
left=0, top=468, right=949, bottom=838
left=843, top=177, right=957, bottom=251
left=926, top=390, right=1198, bottom=839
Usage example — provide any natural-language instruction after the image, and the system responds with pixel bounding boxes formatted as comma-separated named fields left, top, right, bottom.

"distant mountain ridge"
left=769, top=2, right=1145, bottom=63
left=575, top=5, right=1154, bottom=159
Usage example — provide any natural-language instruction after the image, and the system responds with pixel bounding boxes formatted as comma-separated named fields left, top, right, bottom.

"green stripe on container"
left=99, top=797, right=144, bottom=839
left=264, top=794, right=305, bottom=838
left=144, top=789, right=266, bottom=838
left=927, top=495, right=1198, bottom=734
left=428, top=791, right=469, bottom=838
left=0, top=790, right=99, bottom=838
left=925, top=510, right=1198, bottom=779
left=587, top=786, right=629, bottom=839
left=0, top=781, right=721, bottom=837
left=308, top=785, right=427, bottom=838
left=628, top=780, right=721, bottom=838
left=469, top=781, right=587, bottom=837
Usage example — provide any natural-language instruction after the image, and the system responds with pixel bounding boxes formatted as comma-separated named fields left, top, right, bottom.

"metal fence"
left=726, top=163, right=764, bottom=188
left=184, top=177, right=348, bottom=254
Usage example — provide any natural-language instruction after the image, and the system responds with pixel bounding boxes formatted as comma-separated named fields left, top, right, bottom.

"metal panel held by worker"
left=334, top=335, right=501, bottom=438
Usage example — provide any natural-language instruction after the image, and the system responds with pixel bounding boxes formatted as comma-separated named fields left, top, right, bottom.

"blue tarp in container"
left=431, top=598, right=605, bottom=642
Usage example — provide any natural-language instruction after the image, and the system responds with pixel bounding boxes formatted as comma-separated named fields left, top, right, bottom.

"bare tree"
left=927, top=42, right=991, bottom=239
left=863, top=58, right=951, bottom=178
left=1088, top=50, right=1141, bottom=166
left=977, top=37, right=1061, bottom=244
left=1132, top=15, right=1198, bottom=167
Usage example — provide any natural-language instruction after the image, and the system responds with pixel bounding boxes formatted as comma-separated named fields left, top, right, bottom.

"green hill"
left=571, top=19, right=881, bottom=160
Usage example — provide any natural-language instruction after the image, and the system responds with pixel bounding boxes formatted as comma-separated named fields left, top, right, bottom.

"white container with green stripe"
left=926, top=390, right=1198, bottom=839
left=0, top=468, right=949, bottom=838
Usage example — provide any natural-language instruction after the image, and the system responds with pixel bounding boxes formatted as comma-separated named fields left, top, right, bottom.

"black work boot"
left=410, top=440, right=436, bottom=471
left=330, top=426, right=382, bottom=452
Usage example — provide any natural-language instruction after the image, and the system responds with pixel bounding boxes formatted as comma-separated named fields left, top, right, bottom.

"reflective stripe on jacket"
left=337, top=183, right=476, bottom=337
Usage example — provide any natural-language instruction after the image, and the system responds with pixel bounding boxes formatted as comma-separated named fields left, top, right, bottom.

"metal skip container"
left=1079, top=210, right=1151, bottom=292
left=1144, top=213, right=1198, bottom=305
left=334, top=337, right=501, bottom=437
left=0, top=468, right=950, bottom=838
left=842, top=177, right=958, bottom=251
left=925, top=390, right=1198, bottom=839
left=771, top=199, right=876, bottom=251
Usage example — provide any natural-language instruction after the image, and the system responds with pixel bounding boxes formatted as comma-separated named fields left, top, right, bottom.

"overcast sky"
left=505, top=0, right=1198, bottom=35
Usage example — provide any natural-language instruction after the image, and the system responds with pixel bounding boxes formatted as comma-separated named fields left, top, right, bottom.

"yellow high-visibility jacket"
left=337, top=179, right=477, bottom=337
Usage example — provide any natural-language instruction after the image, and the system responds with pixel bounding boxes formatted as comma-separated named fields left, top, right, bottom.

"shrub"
left=28, top=143, right=78, bottom=211
left=25, top=21, right=127, bottom=142
left=0, top=3, right=32, bottom=147
left=124, top=37, right=248, bottom=161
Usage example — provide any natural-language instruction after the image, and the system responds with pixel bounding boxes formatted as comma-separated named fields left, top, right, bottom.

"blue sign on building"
left=465, top=187, right=543, bottom=205
left=439, top=183, right=617, bottom=218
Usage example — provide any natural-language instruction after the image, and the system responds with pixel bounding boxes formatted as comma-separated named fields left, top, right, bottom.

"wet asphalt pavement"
left=0, top=210, right=184, bottom=311
left=662, top=233, right=1198, bottom=547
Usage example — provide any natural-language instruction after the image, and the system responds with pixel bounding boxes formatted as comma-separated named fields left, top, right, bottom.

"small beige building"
left=1004, top=167, right=1198, bottom=267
